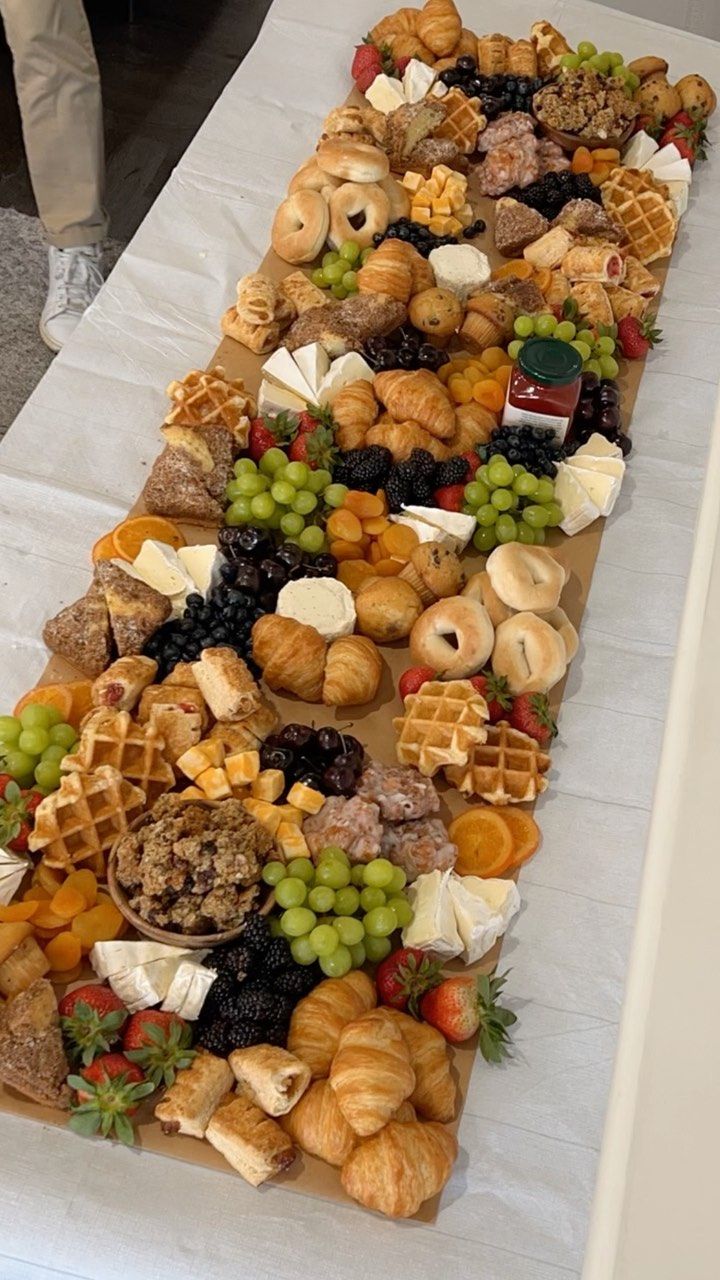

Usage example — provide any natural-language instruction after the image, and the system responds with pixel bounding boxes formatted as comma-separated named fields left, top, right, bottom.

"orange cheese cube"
left=412, top=206, right=432, bottom=226
left=276, top=822, right=311, bottom=861
left=401, top=170, right=424, bottom=193
left=225, top=750, right=260, bottom=786
left=196, top=767, right=232, bottom=800
left=286, top=782, right=325, bottom=815
left=242, top=798, right=283, bottom=835
left=252, top=769, right=284, bottom=802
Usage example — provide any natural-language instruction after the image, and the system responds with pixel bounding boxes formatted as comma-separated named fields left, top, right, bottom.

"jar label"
left=501, top=400, right=569, bottom=443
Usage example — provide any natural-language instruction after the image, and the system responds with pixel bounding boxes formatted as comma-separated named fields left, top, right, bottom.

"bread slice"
left=143, top=445, right=223, bottom=525
left=0, top=978, right=71, bottom=1109
left=42, top=579, right=113, bottom=677
left=205, top=1088, right=296, bottom=1185
left=192, top=647, right=260, bottom=722
left=154, top=1050, right=234, bottom=1139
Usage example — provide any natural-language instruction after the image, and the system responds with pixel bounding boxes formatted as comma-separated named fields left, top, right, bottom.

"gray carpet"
left=0, top=208, right=124, bottom=436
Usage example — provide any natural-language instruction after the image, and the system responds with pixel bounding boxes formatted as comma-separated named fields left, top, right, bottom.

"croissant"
left=366, top=418, right=450, bottom=461
left=329, top=1008, right=415, bottom=1136
left=452, top=26, right=480, bottom=58
left=370, top=7, right=420, bottom=43
left=357, top=242, right=414, bottom=303
left=384, top=32, right=435, bottom=62
left=373, top=369, right=455, bottom=439
left=280, top=1079, right=358, bottom=1166
left=332, top=379, right=379, bottom=452
left=393, top=1099, right=418, bottom=1122
left=417, top=0, right=461, bottom=56
left=406, top=247, right=436, bottom=296
left=384, top=1009, right=457, bottom=1122
left=340, top=1120, right=458, bottom=1218
left=287, top=971, right=376, bottom=1078
left=450, top=401, right=497, bottom=451
left=251, top=614, right=326, bottom=702
left=323, top=635, right=383, bottom=707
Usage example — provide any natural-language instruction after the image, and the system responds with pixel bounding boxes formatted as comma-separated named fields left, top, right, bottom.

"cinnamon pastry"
left=410, top=595, right=494, bottom=678
left=569, top=281, right=613, bottom=328
left=287, top=971, right=377, bottom=1078
left=357, top=239, right=414, bottom=303
left=492, top=611, right=568, bottom=694
left=605, top=285, right=647, bottom=322
left=329, top=182, right=390, bottom=251
left=485, top=544, right=566, bottom=613
left=205, top=1089, right=296, bottom=1186
left=288, top=156, right=343, bottom=201
left=280, top=1079, right=358, bottom=1167
left=251, top=614, right=326, bottom=702
left=323, top=635, right=384, bottom=706
left=384, top=1008, right=457, bottom=1122
left=416, top=0, right=461, bottom=56
left=271, top=190, right=329, bottom=265
left=228, top=1045, right=311, bottom=1116
left=340, top=1120, right=458, bottom=1218
left=373, top=368, right=455, bottom=439
left=316, top=138, right=390, bottom=184
left=329, top=1008, right=415, bottom=1136
left=332, top=378, right=379, bottom=451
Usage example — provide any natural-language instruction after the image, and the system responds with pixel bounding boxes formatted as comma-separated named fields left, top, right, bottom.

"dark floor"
left=0, top=0, right=273, bottom=241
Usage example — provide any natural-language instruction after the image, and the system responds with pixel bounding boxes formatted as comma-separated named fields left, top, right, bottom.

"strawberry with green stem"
left=248, top=410, right=297, bottom=462
left=509, top=692, right=557, bottom=747
left=68, top=1052, right=156, bottom=1145
left=469, top=671, right=514, bottom=724
left=351, top=35, right=401, bottom=92
left=420, top=969, right=517, bottom=1060
left=59, top=984, right=128, bottom=1066
left=287, top=410, right=337, bottom=471
left=0, top=780, right=43, bottom=853
left=123, top=1010, right=196, bottom=1087
left=659, top=111, right=708, bottom=165
left=376, top=947, right=443, bottom=1016
left=617, top=314, right=662, bottom=361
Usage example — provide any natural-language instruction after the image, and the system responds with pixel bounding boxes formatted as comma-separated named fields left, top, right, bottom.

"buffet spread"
left=0, top=0, right=714, bottom=1224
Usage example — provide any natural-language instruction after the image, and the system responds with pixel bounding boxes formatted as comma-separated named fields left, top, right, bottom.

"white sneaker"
left=39, top=244, right=104, bottom=351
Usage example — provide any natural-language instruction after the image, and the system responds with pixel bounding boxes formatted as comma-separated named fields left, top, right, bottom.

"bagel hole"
left=349, top=211, right=367, bottom=230
left=439, top=629, right=460, bottom=650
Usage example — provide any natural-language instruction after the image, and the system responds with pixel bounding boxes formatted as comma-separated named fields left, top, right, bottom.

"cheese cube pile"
left=402, top=165, right=473, bottom=237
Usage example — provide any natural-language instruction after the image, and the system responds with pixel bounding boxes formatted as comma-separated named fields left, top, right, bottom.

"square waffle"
left=62, top=708, right=175, bottom=806
left=602, top=168, right=677, bottom=266
left=164, top=364, right=256, bottom=434
left=393, top=680, right=488, bottom=777
left=27, top=765, right=146, bottom=870
left=435, top=89, right=486, bottom=154
left=444, top=720, right=551, bottom=804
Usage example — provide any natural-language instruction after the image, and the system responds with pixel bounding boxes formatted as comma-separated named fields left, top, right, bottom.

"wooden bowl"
left=537, top=118, right=634, bottom=154
left=106, top=803, right=273, bottom=949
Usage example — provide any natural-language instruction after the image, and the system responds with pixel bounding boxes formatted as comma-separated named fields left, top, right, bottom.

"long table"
left=0, top=2, right=719, bottom=1277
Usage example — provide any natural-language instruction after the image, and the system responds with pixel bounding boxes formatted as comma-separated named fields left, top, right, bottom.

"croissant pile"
left=251, top=615, right=384, bottom=707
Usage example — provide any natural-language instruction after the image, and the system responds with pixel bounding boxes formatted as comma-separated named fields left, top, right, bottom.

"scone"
left=355, top=578, right=424, bottom=643
left=399, top=543, right=464, bottom=606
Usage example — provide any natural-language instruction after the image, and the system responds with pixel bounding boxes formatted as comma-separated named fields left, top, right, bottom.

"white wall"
left=594, top=0, right=720, bottom=41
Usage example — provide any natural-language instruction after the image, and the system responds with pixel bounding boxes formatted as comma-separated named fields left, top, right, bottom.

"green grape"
left=625, top=71, right=640, bottom=89
left=513, top=471, right=538, bottom=498
left=226, top=496, right=253, bottom=523
left=350, top=864, right=366, bottom=887
left=512, top=463, right=526, bottom=477
left=269, top=480, right=295, bottom=506
left=577, top=40, right=597, bottom=57
left=362, top=857, right=395, bottom=889
left=342, top=271, right=358, bottom=292
left=309, top=924, right=339, bottom=956
left=34, top=759, right=61, bottom=790
left=280, top=907, right=317, bottom=937
left=461, top=504, right=476, bottom=517
left=579, top=59, right=593, bottom=69
left=237, top=472, right=270, bottom=497
left=555, top=320, right=577, bottom=342
left=570, top=340, right=592, bottom=362
left=534, top=477, right=555, bottom=504
left=387, top=896, right=413, bottom=928
left=491, top=488, right=513, bottom=511
left=533, top=526, right=546, bottom=545
left=280, top=511, right=304, bottom=537
left=225, top=480, right=245, bottom=503
left=311, top=267, right=327, bottom=288
left=496, top=514, right=518, bottom=544
left=359, top=886, right=386, bottom=912
left=487, top=457, right=513, bottom=487
left=319, top=945, right=352, bottom=978
left=559, top=52, right=582, bottom=68
left=308, top=885, right=335, bottom=913
left=318, top=845, right=350, bottom=865
left=476, top=502, right=498, bottom=527
left=41, top=744, right=66, bottom=763
left=292, top=490, right=317, bottom=516
left=507, top=338, right=524, bottom=360
left=533, top=313, right=558, bottom=338
left=333, top=915, right=365, bottom=946
left=297, top=526, right=324, bottom=554
left=507, top=491, right=520, bottom=510
left=0, top=717, right=21, bottom=744
left=348, top=941, right=367, bottom=968
left=473, top=525, right=498, bottom=552
left=517, top=520, right=535, bottom=544
left=4, top=750, right=35, bottom=780
left=285, top=461, right=309, bottom=488
left=322, top=261, right=344, bottom=284
left=476, top=464, right=491, bottom=486
left=287, top=858, right=315, bottom=883
left=290, top=934, right=317, bottom=965
left=18, top=727, right=49, bottom=756
left=234, top=457, right=257, bottom=476
left=599, top=354, right=619, bottom=379
left=323, top=483, right=348, bottom=508
left=363, top=935, right=392, bottom=963
left=260, top=447, right=288, bottom=475
left=608, top=51, right=625, bottom=67
left=262, top=861, right=287, bottom=886
left=595, top=335, right=616, bottom=356
left=464, top=480, right=490, bottom=507
left=19, top=705, right=57, bottom=731
left=522, top=504, right=550, bottom=530
left=315, top=860, right=351, bottom=889
left=576, top=329, right=595, bottom=347
left=363, top=906, right=398, bottom=938
left=268, top=916, right=284, bottom=938
left=339, top=240, right=361, bottom=264
left=250, top=492, right=276, bottom=520
left=275, top=877, right=307, bottom=909
left=544, top=501, right=564, bottom=527
left=333, top=886, right=361, bottom=916
left=513, top=315, right=534, bottom=339
left=584, top=358, right=603, bottom=377
left=331, top=284, right=348, bottom=300
left=306, top=468, right=332, bottom=493
left=360, top=246, right=374, bottom=264
left=589, top=51, right=612, bottom=72
left=610, top=65, right=626, bottom=80
left=387, top=866, right=407, bottom=894
left=322, top=250, right=339, bottom=267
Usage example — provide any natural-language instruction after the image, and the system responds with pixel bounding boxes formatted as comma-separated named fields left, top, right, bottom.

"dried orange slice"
left=491, top=259, right=533, bottom=281
left=449, top=807, right=514, bottom=878
left=496, top=807, right=541, bottom=870
left=112, top=515, right=185, bottom=561
left=13, top=683, right=74, bottom=722
left=65, top=680, right=95, bottom=728
left=91, top=530, right=118, bottom=563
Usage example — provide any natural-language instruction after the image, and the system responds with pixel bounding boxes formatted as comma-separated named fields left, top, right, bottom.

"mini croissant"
left=357, top=241, right=414, bottom=303
left=373, top=369, right=456, bottom=439
left=340, top=1120, right=458, bottom=1218
left=323, top=635, right=383, bottom=707
left=329, top=1008, right=415, bottom=1136
left=384, top=1009, right=457, bottom=1122
left=365, top=418, right=450, bottom=462
left=287, top=971, right=377, bottom=1078
left=417, top=0, right=462, bottom=56
left=332, top=379, right=379, bottom=452
left=280, top=1079, right=358, bottom=1167
left=251, top=614, right=326, bottom=703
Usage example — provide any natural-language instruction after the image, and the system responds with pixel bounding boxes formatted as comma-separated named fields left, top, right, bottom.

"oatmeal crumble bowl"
left=107, top=794, right=274, bottom=947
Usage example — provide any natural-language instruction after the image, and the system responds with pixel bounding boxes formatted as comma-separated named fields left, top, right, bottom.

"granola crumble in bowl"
left=533, top=66, right=638, bottom=151
left=107, top=794, right=274, bottom=947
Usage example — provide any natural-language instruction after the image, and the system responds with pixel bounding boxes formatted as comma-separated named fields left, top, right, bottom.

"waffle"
left=27, top=765, right=145, bottom=871
left=602, top=168, right=677, bottom=266
left=393, top=680, right=488, bottom=777
left=435, top=89, right=486, bottom=155
left=444, top=720, right=551, bottom=804
left=530, top=20, right=573, bottom=76
left=164, top=364, right=256, bottom=435
left=62, top=708, right=175, bottom=806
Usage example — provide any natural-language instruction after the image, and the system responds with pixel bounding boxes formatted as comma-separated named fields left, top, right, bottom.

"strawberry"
left=617, top=313, right=662, bottom=361
left=376, top=947, right=443, bottom=1016
left=632, top=112, right=661, bottom=139
left=0, top=774, right=15, bottom=796
left=59, top=984, right=128, bottom=1066
left=420, top=969, right=517, bottom=1060
left=433, top=483, right=465, bottom=512
left=394, top=55, right=411, bottom=75
left=660, top=112, right=707, bottom=164
left=351, top=39, right=383, bottom=92
left=247, top=411, right=296, bottom=462
left=123, top=1010, right=195, bottom=1087
left=468, top=671, right=513, bottom=724
left=68, top=1052, right=155, bottom=1145
left=509, top=692, right=557, bottom=747
left=459, top=450, right=482, bottom=482
left=399, top=665, right=436, bottom=700
left=0, top=781, right=45, bottom=853
left=287, top=423, right=336, bottom=471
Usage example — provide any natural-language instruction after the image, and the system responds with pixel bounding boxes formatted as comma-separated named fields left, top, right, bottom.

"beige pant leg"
left=0, top=0, right=107, bottom=247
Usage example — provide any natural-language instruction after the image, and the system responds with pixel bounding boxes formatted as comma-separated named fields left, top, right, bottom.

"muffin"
left=399, top=543, right=464, bottom=606
left=355, top=578, right=424, bottom=643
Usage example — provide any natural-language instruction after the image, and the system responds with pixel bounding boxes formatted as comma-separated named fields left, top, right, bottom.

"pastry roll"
left=205, top=1089, right=296, bottom=1186
left=228, top=1045, right=311, bottom=1116
left=605, top=284, right=648, bottom=322
left=280, top=1079, right=358, bottom=1166
left=561, top=245, right=625, bottom=284
left=477, top=32, right=511, bottom=74
left=155, top=1051, right=234, bottom=1139
left=329, top=1008, right=415, bottom=1136
left=287, top=971, right=376, bottom=1078
left=220, top=308, right=280, bottom=355
left=622, top=254, right=660, bottom=298
left=340, top=1120, right=458, bottom=1218
left=323, top=635, right=383, bottom=707
left=384, top=1009, right=457, bottom=1122
left=523, top=227, right=574, bottom=269
left=91, top=655, right=158, bottom=712
left=569, top=281, right=613, bottom=328
left=507, top=38, right=537, bottom=76
left=278, top=269, right=328, bottom=315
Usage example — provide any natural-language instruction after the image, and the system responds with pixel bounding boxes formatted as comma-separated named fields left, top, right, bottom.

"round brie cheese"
left=276, top=577, right=356, bottom=642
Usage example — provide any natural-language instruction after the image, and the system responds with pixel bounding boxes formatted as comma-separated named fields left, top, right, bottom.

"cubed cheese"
left=225, top=750, right=260, bottom=786
left=243, top=798, right=283, bottom=834
left=401, top=170, right=425, bottom=193
left=276, top=823, right=310, bottom=860
left=196, top=766, right=232, bottom=800
left=177, top=744, right=215, bottom=780
left=252, top=769, right=285, bottom=802
left=287, top=782, right=325, bottom=815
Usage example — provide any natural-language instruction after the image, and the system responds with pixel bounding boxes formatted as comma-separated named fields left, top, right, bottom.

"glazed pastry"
left=410, top=596, right=494, bottom=679
left=355, top=577, right=424, bottom=643
left=384, top=1008, right=457, bottom=1122
left=477, top=32, right=512, bottom=74
left=357, top=240, right=414, bottom=303
left=332, top=379, right=379, bottom=451
left=462, top=570, right=514, bottom=628
left=408, top=287, right=463, bottom=337
left=251, top=614, right=326, bottom=703
left=492, top=611, right=568, bottom=694
left=205, top=1089, right=296, bottom=1186
left=365, top=418, right=450, bottom=462
left=280, top=1079, right=358, bottom=1166
left=569, top=281, right=613, bottom=328
left=340, top=1120, right=458, bottom=1218
left=561, top=245, right=624, bottom=284
left=329, top=1008, right=415, bottom=1136
left=416, top=0, right=461, bottom=56
left=287, top=971, right=377, bottom=1078
left=228, top=1045, right=311, bottom=1116
left=373, top=369, right=455, bottom=439
left=399, top=542, right=464, bottom=605
left=323, top=635, right=384, bottom=706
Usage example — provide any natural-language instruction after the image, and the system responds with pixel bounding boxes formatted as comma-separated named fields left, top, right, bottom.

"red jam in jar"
left=502, top=338, right=583, bottom=443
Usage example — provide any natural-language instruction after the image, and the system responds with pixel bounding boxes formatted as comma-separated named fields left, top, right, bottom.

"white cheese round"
left=428, top=244, right=491, bottom=303
left=276, top=577, right=356, bottom=642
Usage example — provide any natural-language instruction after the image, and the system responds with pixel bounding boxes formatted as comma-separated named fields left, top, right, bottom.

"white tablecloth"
left=1, top=3, right=719, bottom=1277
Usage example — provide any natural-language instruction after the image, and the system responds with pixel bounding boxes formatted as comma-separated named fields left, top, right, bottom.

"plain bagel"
left=288, top=156, right=343, bottom=200
left=491, top=612, right=568, bottom=694
left=486, top=544, right=567, bottom=614
left=316, top=138, right=390, bottom=183
left=410, top=596, right=494, bottom=679
left=271, top=190, right=330, bottom=265
left=462, top=571, right=514, bottom=628
left=329, top=182, right=390, bottom=251
left=537, top=606, right=579, bottom=663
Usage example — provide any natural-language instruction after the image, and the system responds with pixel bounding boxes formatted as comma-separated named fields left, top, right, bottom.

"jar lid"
left=518, top=337, right=583, bottom=386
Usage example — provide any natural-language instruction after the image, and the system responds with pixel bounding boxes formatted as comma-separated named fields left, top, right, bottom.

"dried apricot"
left=0, top=901, right=39, bottom=922
left=592, top=147, right=620, bottom=162
left=23, top=886, right=51, bottom=904
left=481, top=346, right=512, bottom=371
left=44, top=932, right=83, bottom=972
left=448, top=808, right=514, bottom=877
left=362, top=516, right=391, bottom=537
left=33, top=863, right=64, bottom=895
left=112, top=515, right=185, bottom=561
left=343, top=491, right=384, bottom=520
left=492, top=363, right=512, bottom=393
left=381, top=525, right=419, bottom=559
left=472, top=379, right=506, bottom=413
left=32, top=904, right=69, bottom=931
left=50, top=885, right=87, bottom=920
left=337, top=560, right=376, bottom=593
left=13, top=684, right=73, bottom=721
left=326, top=509, right=363, bottom=542
left=368, top=542, right=383, bottom=565
left=571, top=146, right=594, bottom=174
left=71, top=901, right=124, bottom=951
left=374, top=558, right=404, bottom=576
left=329, top=539, right=364, bottom=562
left=63, top=869, right=98, bottom=908
left=448, top=376, right=473, bottom=405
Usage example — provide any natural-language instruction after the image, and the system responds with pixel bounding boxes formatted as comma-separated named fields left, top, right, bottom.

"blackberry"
left=273, top=965, right=320, bottom=998
left=255, top=936, right=293, bottom=978
left=226, top=1021, right=264, bottom=1050
left=204, top=974, right=240, bottom=1019
left=209, top=941, right=254, bottom=980
left=197, top=1019, right=234, bottom=1057
left=262, top=1019, right=291, bottom=1047
left=241, top=911, right=269, bottom=953
left=232, top=984, right=277, bottom=1023
left=407, top=448, right=436, bottom=480
left=334, top=445, right=392, bottom=492
left=434, top=456, right=469, bottom=488
left=385, top=462, right=414, bottom=513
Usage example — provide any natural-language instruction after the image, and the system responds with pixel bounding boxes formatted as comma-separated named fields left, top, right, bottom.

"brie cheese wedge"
left=567, top=454, right=626, bottom=482
left=162, top=959, right=216, bottom=1020
left=622, top=130, right=659, bottom=170
left=0, top=846, right=30, bottom=906
left=568, top=464, right=622, bottom=517
left=402, top=58, right=436, bottom=104
left=447, top=874, right=521, bottom=964
left=90, top=940, right=194, bottom=979
left=554, top=463, right=601, bottom=535
left=262, top=347, right=315, bottom=403
left=316, top=353, right=375, bottom=406
left=574, top=432, right=622, bottom=459
left=292, top=343, right=330, bottom=400
left=646, top=156, right=692, bottom=185
left=665, top=179, right=689, bottom=218
left=365, top=72, right=406, bottom=114
left=400, top=505, right=476, bottom=552
left=132, top=540, right=194, bottom=598
left=402, top=869, right=463, bottom=959
left=178, top=544, right=223, bottom=599
left=257, top=379, right=307, bottom=417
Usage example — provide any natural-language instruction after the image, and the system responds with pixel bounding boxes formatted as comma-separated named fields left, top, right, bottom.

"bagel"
left=485, top=544, right=566, bottom=614
left=288, top=156, right=343, bottom=200
left=491, top=612, right=567, bottom=695
left=409, top=597, right=493, bottom=679
left=537, top=606, right=579, bottom=663
left=462, top=571, right=514, bottom=628
left=271, top=190, right=329, bottom=265
left=316, top=138, right=390, bottom=184
left=378, top=174, right=411, bottom=222
left=329, top=182, right=391, bottom=251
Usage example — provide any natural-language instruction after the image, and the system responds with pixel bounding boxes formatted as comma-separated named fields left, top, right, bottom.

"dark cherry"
left=260, top=745, right=295, bottom=773
left=274, top=543, right=305, bottom=570
left=616, top=433, right=632, bottom=457
left=259, top=558, right=288, bottom=589
left=334, top=749, right=363, bottom=775
left=581, top=370, right=600, bottom=391
left=233, top=564, right=261, bottom=596
left=597, top=406, right=620, bottom=432
left=338, top=733, right=363, bottom=760
left=313, top=553, right=338, bottom=577
left=322, top=763, right=357, bottom=797
left=598, top=386, right=620, bottom=407
left=294, top=769, right=324, bottom=791
left=280, top=724, right=316, bottom=751
left=456, top=54, right=476, bottom=71
left=233, top=527, right=273, bottom=558
left=577, top=399, right=596, bottom=423
left=316, top=726, right=342, bottom=757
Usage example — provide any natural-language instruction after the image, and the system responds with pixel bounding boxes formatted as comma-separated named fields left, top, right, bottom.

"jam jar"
left=502, top=338, right=583, bottom=443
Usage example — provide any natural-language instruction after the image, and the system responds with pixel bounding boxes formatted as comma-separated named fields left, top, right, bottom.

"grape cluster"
left=508, top=311, right=619, bottom=379
left=264, top=845, right=414, bottom=977
left=0, top=706, right=78, bottom=793
left=560, top=43, right=639, bottom=91
left=483, top=425, right=567, bottom=477
left=373, top=217, right=460, bottom=258
left=310, top=240, right=372, bottom=301
left=260, top=723, right=365, bottom=800
left=569, top=373, right=631, bottom=455
left=364, top=325, right=446, bottom=374
left=463, top=453, right=563, bottom=551
left=225, top=453, right=348, bottom=548
left=506, top=171, right=600, bottom=221
left=439, top=57, right=545, bottom=119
